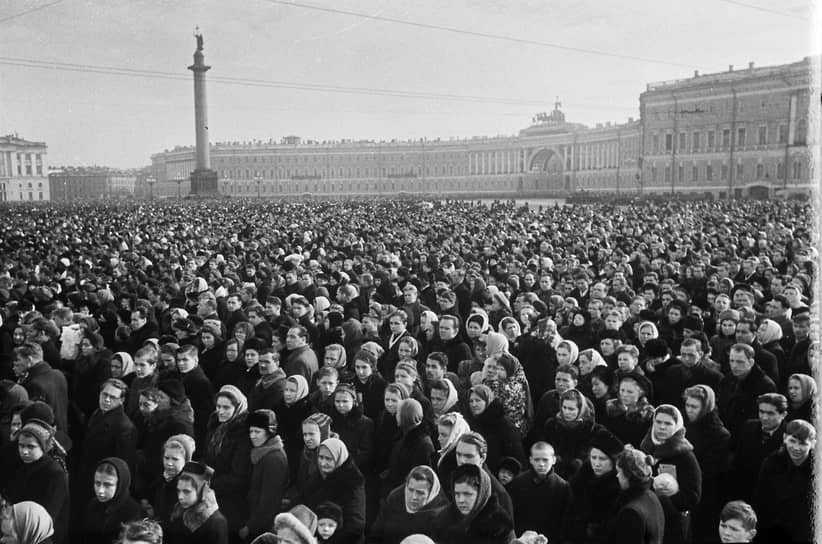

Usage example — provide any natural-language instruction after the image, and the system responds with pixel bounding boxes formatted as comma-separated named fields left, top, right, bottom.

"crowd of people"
left=0, top=197, right=817, bottom=544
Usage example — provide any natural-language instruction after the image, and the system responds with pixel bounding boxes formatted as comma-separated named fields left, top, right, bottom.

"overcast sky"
left=0, top=0, right=818, bottom=168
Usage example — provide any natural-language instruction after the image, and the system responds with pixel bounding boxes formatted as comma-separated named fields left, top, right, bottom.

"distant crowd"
left=0, top=198, right=816, bottom=544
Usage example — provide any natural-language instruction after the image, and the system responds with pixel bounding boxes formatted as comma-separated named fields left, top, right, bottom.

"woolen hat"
left=157, top=377, right=187, bottom=403
left=19, top=419, right=55, bottom=452
left=20, top=401, right=55, bottom=426
left=589, top=427, right=624, bottom=461
left=303, top=412, right=333, bottom=441
left=164, top=434, right=196, bottom=462
left=497, top=456, right=522, bottom=475
left=247, top=409, right=278, bottom=436
left=274, top=505, right=318, bottom=544
left=314, top=501, right=343, bottom=526
left=180, top=461, right=214, bottom=487
left=644, top=338, right=669, bottom=358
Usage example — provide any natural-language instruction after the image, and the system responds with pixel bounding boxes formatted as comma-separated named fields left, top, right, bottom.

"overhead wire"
left=0, top=0, right=64, bottom=24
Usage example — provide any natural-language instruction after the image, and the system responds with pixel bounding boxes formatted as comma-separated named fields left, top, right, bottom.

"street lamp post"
left=146, top=176, right=155, bottom=200
left=254, top=175, right=262, bottom=198
left=175, top=175, right=183, bottom=199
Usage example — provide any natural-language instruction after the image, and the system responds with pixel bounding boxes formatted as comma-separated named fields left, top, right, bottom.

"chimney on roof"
left=694, top=70, right=699, bottom=77
left=748, top=61, right=754, bottom=70
left=628, top=117, right=634, bottom=123
left=728, top=65, right=734, bottom=72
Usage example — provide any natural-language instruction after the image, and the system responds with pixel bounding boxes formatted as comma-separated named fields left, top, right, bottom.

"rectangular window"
left=692, top=132, right=700, bottom=152
left=793, top=161, right=801, bottom=179
left=38, top=192, right=43, bottom=200
left=778, top=125, right=787, bottom=143
left=756, top=164, right=764, bottom=179
left=651, top=166, right=658, bottom=181
left=777, top=162, right=785, bottom=179
left=722, top=129, right=731, bottom=148
left=652, top=134, right=659, bottom=153
left=721, top=164, right=728, bottom=180
left=678, top=165, right=684, bottom=182
left=692, top=165, right=699, bottom=181
left=679, top=133, right=687, bottom=151
left=664, top=166, right=671, bottom=182
left=665, top=134, right=673, bottom=152
left=737, top=128, right=746, bottom=147
left=736, top=162, right=743, bottom=178
left=758, top=126, right=767, bottom=145
left=707, top=131, right=715, bottom=150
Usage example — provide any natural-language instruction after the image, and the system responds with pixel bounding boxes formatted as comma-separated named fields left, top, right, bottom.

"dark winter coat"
left=602, top=399, right=655, bottom=448
left=81, top=457, right=142, bottom=544
left=661, top=362, right=722, bottom=412
left=329, top=404, right=374, bottom=471
left=248, top=369, right=287, bottom=412
left=429, top=337, right=473, bottom=373
left=234, top=365, right=262, bottom=398
left=303, top=457, right=367, bottom=544
left=246, top=435, right=289, bottom=539
left=180, top=366, right=216, bottom=449
left=541, top=417, right=606, bottom=480
left=605, top=487, right=664, bottom=544
left=383, top=423, right=435, bottom=496
left=467, top=399, right=525, bottom=472
left=568, top=463, right=621, bottom=544
left=716, top=364, right=776, bottom=435
left=79, top=405, right=138, bottom=500
left=685, top=410, right=731, bottom=544
left=274, top=395, right=316, bottom=479
left=753, top=449, right=814, bottom=544
left=367, top=483, right=448, bottom=544
left=204, top=412, right=252, bottom=532
left=284, top=345, right=319, bottom=382
left=70, top=351, right=111, bottom=423
left=150, top=474, right=180, bottom=526
left=431, top=492, right=515, bottom=544
left=640, top=431, right=702, bottom=544
left=351, top=373, right=388, bottom=421
left=135, top=400, right=195, bottom=497
left=728, top=418, right=785, bottom=501
left=166, top=502, right=228, bottom=544
left=21, top=360, right=69, bottom=432
left=506, top=468, right=573, bottom=542
left=372, top=410, right=402, bottom=476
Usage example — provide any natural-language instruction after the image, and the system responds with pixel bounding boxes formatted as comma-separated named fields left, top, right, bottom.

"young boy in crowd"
left=718, top=501, right=757, bottom=543
left=315, top=501, right=344, bottom=543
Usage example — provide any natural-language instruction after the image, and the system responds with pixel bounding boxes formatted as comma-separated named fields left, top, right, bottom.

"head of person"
left=529, top=441, right=556, bottom=478
left=247, top=409, right=278, bottom=448
left=589, top=367, right=611, bottom=400
left=99, top=378, right=128, bottom=413
left=651, top=404, right=685, bottom=444
left=274, top=504, right=319, bottom=544
left=162, top=434, right=195, bottom=481
left=783, top=419, right=816, bottom=466
left=728, top=344, right=756, bottom=379
left=682, top=384, right=717, bottom=423
left=317, top=437, right=350, bottom=477
left=403, top=465, right=442, bottom=514
left=451, top=463, right=492, bottom=519
left=787, top=373, right=817, bottom=407
left=718, top=501, right=757, bottom=543
left=284, top=375, right=310, bottom=407
left=16, top=419, right=55, bottom=464
left=315, top=366, right=339, bottom=399
left=588, top=429, right=624, bottom=477
left=353, top=350, right=377, bottom=384
left=396, top=398, right=424, bottom=433
left=333, top=383, right=358, bottom=416
left=455, top=431, right=487, bottom=467
left=0, top=501, right=54, bottom=544
left=302, top=413, right=332, bottom=451
left=93, top=457, right=131, bottom=505
left=12, top=343, right=44, bottom=378
left=438, top=315, right=460, bottom=341
left=436, top=412, right=471, bottom=452
left=559, top=388, right=588, bottom=423
left=425, top=352, right=448, bottom=382
left=286, top=326, right=309, bottom=351
left=394, top=361, right=419, bottom=390
left=315, top=501, right=343, bottom=541
left=468, top=384, right=494, bottom=417
left=554, top=364, right=579, bottom=393
left=116, top=519, right=163, bottom=544
left=215, top=385, right=248, bottom=424
left=756, top=393, right=788, bottom=433
left=176, top=461, right=214, bottom=510
left=175, top=344, right=199, bottom=373
left=578, top=348, right=606, bottom=376
left=616, top=345, right=640, bottom=372
left=133, top=345, right=159, bottom=379
left=618, top=375, right=649, bottom=407
left=429, top=378, right=457, bottom=416
left=615, top=448, right=654, bottom=491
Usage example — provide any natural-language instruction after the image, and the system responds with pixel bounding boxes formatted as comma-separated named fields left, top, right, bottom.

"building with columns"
left=0, top=134, right=50, bottom=202
left=149, top=57, right=814, bottom=199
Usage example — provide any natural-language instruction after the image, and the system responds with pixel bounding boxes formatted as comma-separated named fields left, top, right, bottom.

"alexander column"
left=187, top=28, right=218, bottom=195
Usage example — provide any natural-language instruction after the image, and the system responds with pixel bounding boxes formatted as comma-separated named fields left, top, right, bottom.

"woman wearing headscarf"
left=372, top=383, right=410, bottom=481
left=541, top=389, right=605, bottom=479
left=303, top=437, right=367, bottom=544
left=603, top=373, right=655, bottom=448
left=198, top=324, right=225, bottom=383
left=639, top=405, right=702, bottom=544
left=324, top=344, right=353, bottom=383
left=428, top=378, right=459, bottom=419
left=682, top=385, right=731, bottom=544
left=291, top=413, right=333, bottom=507
left=382, top=399, right=435, bottom=497
left=786, top=372, right=816, bottom=422
left=568, top=427, right=624, bottom=544
left=465, top=384, right=524, bottom=472
left=328, top=383, right=374, bottom=473
left=577, top=348, right=609, bottom=400
left=433, top=412, right=471, bottom=479
left=213, top=338, right=243, bottom=392
left=431, top=463, right=515, bottom=544
left=554, top=339, right=580, bottom=368
left=605, top=448, right=664, bottom=544
left=167, top=461, right=229, bottom=544
left=498, top=317, right=522, bottom=358
left=240, top=409, right=289, bottom=542
left=204, top=385, right=252, bottom=542
left=756, top=319, right=786, bottom=380
left=482, top=351, right=532, bottom=435
left=368, top=465, right=448, bottom=544
left=81, top=457, right=142, bottom=544
left=1, top=501, right=54, bottom=544
left=278, top=375, right=317, bottom=479
left=109, top=352, right=136, bottom=387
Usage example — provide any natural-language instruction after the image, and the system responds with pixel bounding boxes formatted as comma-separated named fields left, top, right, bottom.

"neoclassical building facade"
left=148, top=57, right=815, bottom=200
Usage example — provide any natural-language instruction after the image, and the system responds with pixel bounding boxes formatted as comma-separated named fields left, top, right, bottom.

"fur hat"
left=314, top=501, right=343, bottom=526
left=589, top=427, right=624, bottom=461
left=618, top=447, right=653, bottom=484
left=247, top=409, right=278, bottom=436
left=157, top=377, right=187, bottom=403
left=497, top=456, right=522, bottom=475
left=274, top=505, right=318, bottom=544
left=164, top=434, right=196, bottom=462
left=326, top=311, right=344, bottom=328
left=20, top=401, right=55, bottom=426
left=180, top=461, right=214, bottom=488
left=644, top=338, right=669, bottom=358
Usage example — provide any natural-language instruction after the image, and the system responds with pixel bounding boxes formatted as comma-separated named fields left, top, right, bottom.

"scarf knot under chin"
left=640, top=428, right=693, bottom=460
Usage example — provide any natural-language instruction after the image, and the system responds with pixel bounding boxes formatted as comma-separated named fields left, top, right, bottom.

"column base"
left=190, top=169, right=219, bottom=196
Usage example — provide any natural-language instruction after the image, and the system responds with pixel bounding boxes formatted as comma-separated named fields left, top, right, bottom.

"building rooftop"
left=645, top=56, right=815, bottom=92
left=0, top=134, right=47, bottom=147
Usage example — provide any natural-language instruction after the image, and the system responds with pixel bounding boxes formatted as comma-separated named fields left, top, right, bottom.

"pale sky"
left=0, top=0, right=818, bottom=168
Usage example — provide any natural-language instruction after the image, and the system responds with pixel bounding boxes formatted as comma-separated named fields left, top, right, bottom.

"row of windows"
left=650, top=160, right=804, bottom=183
left=0, top=191, right=43, bottom=201
left=219, top=178, right=516, bottom=194
left=651, top=119, right=807, bottom=154
left=219, top=164, right=466, bottom=180
left=216, top=153, right=461, bottom=165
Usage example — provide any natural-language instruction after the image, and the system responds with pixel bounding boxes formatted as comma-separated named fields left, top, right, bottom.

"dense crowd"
left=0, top=198, right=817, bottom=544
